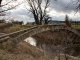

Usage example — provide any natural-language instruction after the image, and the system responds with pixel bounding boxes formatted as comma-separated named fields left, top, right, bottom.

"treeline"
left=0, top=19, right=23, bottom=28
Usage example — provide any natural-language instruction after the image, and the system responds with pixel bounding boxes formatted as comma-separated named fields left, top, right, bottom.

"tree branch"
left=1, top=1, right=12, bottom=7
left=0, top=2, right=23, bottom=13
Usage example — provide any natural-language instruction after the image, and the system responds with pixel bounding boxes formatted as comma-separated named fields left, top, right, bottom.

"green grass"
left=0, top=24, right=33, bottom=33
left=8, top=24, right=33, bottom=30
left=72, top=25, right=80, bottom=30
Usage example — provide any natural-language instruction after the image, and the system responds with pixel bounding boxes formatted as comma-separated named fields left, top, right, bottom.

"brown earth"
left=33, top=30, right=80, bottom=57
left=0, top=30, right=80, bottom=60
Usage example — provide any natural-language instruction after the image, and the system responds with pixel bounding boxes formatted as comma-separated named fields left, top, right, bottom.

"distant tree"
left=19, top=21, right=23, bottom=25
left=65, top=15, right=71, bottom=27
left=12, top=20, right=23, bottom=25
left=0, top=19, right=6, bottom=23
left=25, top=0, right=51, bottom=25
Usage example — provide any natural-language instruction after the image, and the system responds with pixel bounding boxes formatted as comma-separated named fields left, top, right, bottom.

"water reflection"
left=24, top=37, right=37, bottom=46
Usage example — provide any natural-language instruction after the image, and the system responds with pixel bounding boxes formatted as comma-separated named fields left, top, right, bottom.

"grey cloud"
left=8, top=0, right=80, bottom=22
left=73, top=17, right=80, bottom=21
left=52, top=15, right=65, bottom=21
left=50, top=0, right=79, bottom=13
left=9, top=14, right=34, bottom=24
left=8, top=7, right=34, bottom=24
left=9, top=7, right=35, bottom=23
left=10, top=8, right=29, bottom=15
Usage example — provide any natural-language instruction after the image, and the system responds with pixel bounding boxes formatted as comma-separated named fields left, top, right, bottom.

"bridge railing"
left=0, top=26, right=38, bottom=42
left=0, top=24, right=80, bottom=43
left=0, top=24, right=80, bottom=50
left=14, top=25, right=67, bottom=43
left=0, top=24, right=79, bottom=39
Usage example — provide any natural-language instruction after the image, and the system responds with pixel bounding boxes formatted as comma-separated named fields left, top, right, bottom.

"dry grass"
left=0, top=24, right=33, bottom=33
left=33, top=30, right=75, bottom=45
left=0, top=41, right=55, bottom=60
left=0, top=27, right=80, bottom=60
left=0, top=39, right=79, bottom=60
left=33, top=30, right=80, bottom=57
left=0, top=23, right=6, bottom=28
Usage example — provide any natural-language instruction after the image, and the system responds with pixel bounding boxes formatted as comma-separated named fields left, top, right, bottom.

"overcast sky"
left=1, top=0, right=80, bottom=24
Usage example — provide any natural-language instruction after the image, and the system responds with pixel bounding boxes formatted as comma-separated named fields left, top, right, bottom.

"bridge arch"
left=0, top=24, right=80, bottom=49
left=14, top=25, right=80, bottom=43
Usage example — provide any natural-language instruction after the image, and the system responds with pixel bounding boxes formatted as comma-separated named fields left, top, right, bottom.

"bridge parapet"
left=13, top=25, right=80, bottom=45
left=0, top=24, right=80, bottom=44
left=0, top=26, right=38, bottom=42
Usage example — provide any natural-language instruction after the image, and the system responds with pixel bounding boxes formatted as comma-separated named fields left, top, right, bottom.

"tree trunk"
left=44, top=20, right=48, bottom=24
left=35, top=20, right=40, bottom=25
left=39, top=20, right=42, bottom=25
left=0, top=0, right=2, bottom=7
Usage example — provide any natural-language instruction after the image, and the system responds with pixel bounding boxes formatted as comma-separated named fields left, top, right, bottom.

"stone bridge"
left=0, top=24, right=80, bottom=48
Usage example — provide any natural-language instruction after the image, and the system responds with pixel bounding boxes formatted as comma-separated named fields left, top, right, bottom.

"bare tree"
left=74, top=0, right=80, bottom=15
left=65, top=15, right=71, bottom=27
left=0, top=0, right=23, bottom=13
left=25, top=0, right=51, bottom=25
left=66, top=0, right=80, bottom=15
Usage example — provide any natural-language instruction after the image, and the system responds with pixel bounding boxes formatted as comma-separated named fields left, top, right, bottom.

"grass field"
left=72, top=25, right=80, bottom=30
left=0, top=24, right=33, bottom=33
